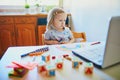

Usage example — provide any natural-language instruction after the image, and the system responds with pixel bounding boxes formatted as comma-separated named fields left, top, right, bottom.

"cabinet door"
left=15, top=16, right=37, bottom=46
left=0, top=24, right=16, bottom=57
left=15, top=24, right=36, bottom=46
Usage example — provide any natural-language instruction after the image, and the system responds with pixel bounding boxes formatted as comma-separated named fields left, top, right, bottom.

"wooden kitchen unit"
left=14, top=16, right=37, bottom=46
left=0, top=16, right=16, bottom=57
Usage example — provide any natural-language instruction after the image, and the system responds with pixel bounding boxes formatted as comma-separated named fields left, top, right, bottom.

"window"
left=0, top=0, right=59, bottom=6
left=0, top=0, right=70, bottom=12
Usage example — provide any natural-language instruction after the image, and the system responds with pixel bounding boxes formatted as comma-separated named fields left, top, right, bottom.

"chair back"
left=38, top=26, right=46, bottom=45
left=72, top=31, right=86, bottom=42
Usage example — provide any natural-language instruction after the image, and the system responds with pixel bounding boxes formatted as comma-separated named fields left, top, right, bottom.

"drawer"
left=0, top=17, right=14, bottom=24
left=14, top=17, right=36, bottom=24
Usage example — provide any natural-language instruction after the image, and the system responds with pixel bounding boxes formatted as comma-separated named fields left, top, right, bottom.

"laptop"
left=72, top=16, right=120, bottom=68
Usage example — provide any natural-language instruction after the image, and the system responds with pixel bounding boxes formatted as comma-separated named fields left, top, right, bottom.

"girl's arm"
left=60, top=37, right=75, bottom=44
left=68, top=37, right=75, bottom=43
left=44, top=39, right=60, bottom=45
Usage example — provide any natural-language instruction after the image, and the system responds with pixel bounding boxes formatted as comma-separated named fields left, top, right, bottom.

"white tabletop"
left=0, top=43, right=119, bottom=80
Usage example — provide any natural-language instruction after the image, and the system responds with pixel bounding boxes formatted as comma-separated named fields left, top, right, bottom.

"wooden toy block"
left=37, top=62, right=46, bottom=73
left=56, top=63, right=63, bottom=69
left=8, top=68, right=28, bottom=78
left=72, top=61, right=79, bottom=68
left=42, top=54, right=50, bottom=63
left=14, top=68, right=28, bottom=75
left=46, top=64, right=56, bottom=77
left=8, top=70, right=23, bottom=77
left=72, top=58, right=80, bottom=68
left=84, top=62, right=94, bottom=74
left=55, top=59, right=63, bottom=69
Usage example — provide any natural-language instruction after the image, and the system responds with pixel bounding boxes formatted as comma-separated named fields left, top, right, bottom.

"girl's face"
left=53, top=13, right=67, bottom=31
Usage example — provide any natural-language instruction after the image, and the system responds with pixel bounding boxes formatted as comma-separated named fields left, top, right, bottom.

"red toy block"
left=84, top=62, right=94, bottom=74
left=56, top=63, right=63, bottom=69
left=37, top=62, right=46, bottom=73
left=55, top=59, right=63, bottom=69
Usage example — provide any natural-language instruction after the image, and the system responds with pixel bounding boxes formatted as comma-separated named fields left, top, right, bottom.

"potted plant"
left=25, top=4, right=30, bottom=8
left=35, top=3, right=41, bottom=13
left=35, top=3, right=40, bottom=7
left=24, top=3, right=30, bottom=14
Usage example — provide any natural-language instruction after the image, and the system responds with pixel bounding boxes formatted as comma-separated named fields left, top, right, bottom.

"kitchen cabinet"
left=0, top=17, right=16, bottom=57
left=14, top=16, right=37, bottom=46
left=0, top=16, right=37, bottom=58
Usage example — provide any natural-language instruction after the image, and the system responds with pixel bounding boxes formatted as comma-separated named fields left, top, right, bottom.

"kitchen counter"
left=0, top=11, right=71, bottom=17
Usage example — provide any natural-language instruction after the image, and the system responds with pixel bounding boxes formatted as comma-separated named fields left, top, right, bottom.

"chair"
left=72, top=31, right=86, bottom=42
left=42, top=34, right=45, bottom=45
left=38, top=26, right=46, bottom=45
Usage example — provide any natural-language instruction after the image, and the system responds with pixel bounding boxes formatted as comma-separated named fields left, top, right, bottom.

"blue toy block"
left=73, top=62, right=79, bottom=68
left=49, top=70, right=55, bottom=76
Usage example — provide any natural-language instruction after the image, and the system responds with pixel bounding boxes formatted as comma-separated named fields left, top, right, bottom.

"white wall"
left=70, top=0, right=120, bottom=41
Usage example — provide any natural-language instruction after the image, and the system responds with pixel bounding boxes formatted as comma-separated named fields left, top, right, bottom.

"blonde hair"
left=46, top=7, right=66, bottom=30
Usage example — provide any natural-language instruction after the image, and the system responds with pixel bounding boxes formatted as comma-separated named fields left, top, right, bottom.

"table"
left=0, top=43, right=119, bottom=80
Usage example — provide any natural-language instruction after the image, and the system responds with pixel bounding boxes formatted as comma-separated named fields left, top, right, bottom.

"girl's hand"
left=52, top=40, right=60, bottom=44
left=60, top=41, right=68, bottom=44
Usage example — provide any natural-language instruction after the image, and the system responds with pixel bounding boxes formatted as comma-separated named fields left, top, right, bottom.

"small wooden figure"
left=63, top=54, right=72, bottom=61
left=46, top=64, right=56, bottom=77
left=55, top=59, right=63, bottom=69
left=84, top=62, right=94, bottom=74
left=63, top=54, right=69, bottom=58
left=42, top=53, right=50, bottom=63
left=52, top=56, right=56, bottom=60
left=37, top=61, right=46, bottom=73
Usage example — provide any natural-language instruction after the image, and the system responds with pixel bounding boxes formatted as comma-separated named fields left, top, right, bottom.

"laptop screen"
left=102, top=16, right=120, bottom=68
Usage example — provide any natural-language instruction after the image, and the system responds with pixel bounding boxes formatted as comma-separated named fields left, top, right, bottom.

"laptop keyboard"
left=73, top=44, right=105, bottom=65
